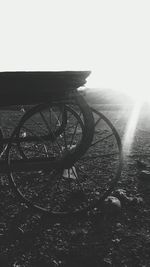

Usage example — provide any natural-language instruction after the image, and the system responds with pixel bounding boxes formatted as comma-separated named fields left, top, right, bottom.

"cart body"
left=0, top=71, right=90, bottom=106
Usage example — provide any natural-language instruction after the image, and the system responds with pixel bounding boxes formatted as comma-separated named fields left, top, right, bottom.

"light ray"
left=123, top=100, right=143, bottom=155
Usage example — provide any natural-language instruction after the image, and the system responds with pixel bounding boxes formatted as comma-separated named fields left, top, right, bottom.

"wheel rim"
left=72, top=108, right=123, bottom=206
left=7, top=101, right=95, bottom=214
left=58, top=108, right=123, bottom=212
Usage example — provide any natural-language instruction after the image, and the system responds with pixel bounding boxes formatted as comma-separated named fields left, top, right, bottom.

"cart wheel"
left=16, top=104, right=68, bottom=161
left=15, top=100, right=94, bottom=166
left=7, top=95, right=95, bottom=214
left=19, top=104, right=68, bottom=139
left=67, top=107, right=123, bottom=210
left=51, top=107, right=122, bottom=213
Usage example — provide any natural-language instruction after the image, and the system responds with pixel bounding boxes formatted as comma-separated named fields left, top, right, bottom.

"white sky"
left=0, top=0, right=150, bottom=99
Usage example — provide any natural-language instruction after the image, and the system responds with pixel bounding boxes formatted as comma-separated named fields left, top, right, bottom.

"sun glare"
left=87, top=73, right=149, bottom=155
left=86, top=72, right=150, bottom=105
left=122, top=100, right=143, bottom=155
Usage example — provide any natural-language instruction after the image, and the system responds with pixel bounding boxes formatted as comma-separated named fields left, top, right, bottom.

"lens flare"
left=86, top=71, right=150, bottom=158
left=122, top=100, right=143, bottom=155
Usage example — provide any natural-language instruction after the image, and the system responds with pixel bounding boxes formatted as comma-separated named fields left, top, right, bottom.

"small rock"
left=112, top=237, right=121, bottom=243
left=115, top=189, right=126, bottom=196
left=114, top=189, right=132, bottom=204
left=115, top=189, right=144, bottom=206
left=103, top=257, right=112, bottom=265
left=116, top=223, right=124, bottom=233
left=103, top=196, right=121, bottom=214
left=116, top=222, right=122, bottom=228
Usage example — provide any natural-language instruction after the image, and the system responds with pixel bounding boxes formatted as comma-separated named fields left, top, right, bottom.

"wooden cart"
left=0, top=71, right=122, bottom=215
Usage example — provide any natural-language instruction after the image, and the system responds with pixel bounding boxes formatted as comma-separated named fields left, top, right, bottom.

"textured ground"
left=0, top=105, right=150, bottom=266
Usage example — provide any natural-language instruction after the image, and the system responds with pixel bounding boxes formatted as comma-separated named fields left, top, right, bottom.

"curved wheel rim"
left=7, top=101, right=94, bottom=214
left=57, top=107, right=123, bottom=212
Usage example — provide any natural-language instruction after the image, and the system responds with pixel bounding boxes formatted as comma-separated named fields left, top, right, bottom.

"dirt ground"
left=1, top=105, right=150, bottom=266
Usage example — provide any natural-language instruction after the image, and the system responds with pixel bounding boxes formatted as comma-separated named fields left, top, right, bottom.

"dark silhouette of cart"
left=0, top=71, right=123, bottom=216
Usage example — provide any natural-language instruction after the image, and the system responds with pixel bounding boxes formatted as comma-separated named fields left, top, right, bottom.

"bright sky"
left=0, top=0, right=150, bottom=101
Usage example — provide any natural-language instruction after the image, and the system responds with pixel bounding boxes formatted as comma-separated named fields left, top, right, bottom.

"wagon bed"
left=0, top=71, right=90, bottom=106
